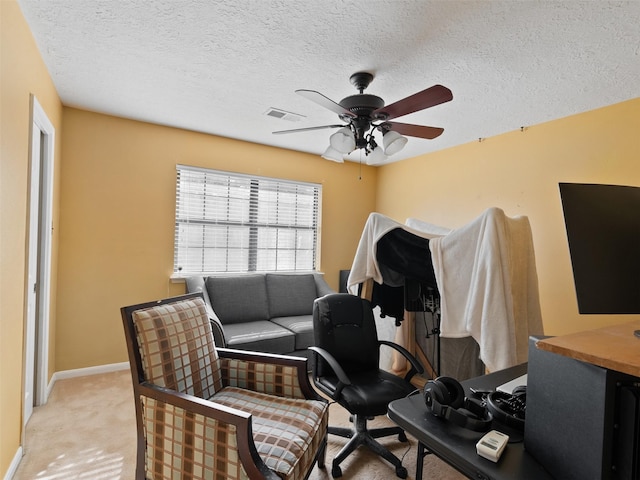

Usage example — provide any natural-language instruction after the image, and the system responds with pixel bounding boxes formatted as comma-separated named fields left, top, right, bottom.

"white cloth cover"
left=405, top=217, right=452, bottom=237
left=346, top=212, right=447, bottom=294
left=347, top=208, right=544, bottom=373
left=430, top=207, right=543, bottom=372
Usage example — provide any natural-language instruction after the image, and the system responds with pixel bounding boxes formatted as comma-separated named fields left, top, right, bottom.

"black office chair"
left=310, top=293, right=424, bottom=478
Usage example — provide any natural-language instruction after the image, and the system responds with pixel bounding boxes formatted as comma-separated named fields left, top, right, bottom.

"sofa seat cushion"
left=212, top=387, right=328, bottom=480
left=206, top=274, right=269, bottom=324
left=267, top=273, right=318, bottom=318
left=223, top=321, right=295, bottom=354
left=270, top=315, right=314, bottom=350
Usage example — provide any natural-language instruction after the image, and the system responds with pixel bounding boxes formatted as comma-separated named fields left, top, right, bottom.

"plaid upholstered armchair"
left=121, top=293, right=329, bottom=480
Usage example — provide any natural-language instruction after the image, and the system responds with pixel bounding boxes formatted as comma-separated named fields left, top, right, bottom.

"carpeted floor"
left=13, top=370, right=465, bottom=479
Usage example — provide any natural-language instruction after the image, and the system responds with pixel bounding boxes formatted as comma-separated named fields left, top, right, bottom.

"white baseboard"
left=4, top=446, right=23, bottom=480
left=38, top=361, right=129, bottom=405
left=51, top=361, right=129, bottom=383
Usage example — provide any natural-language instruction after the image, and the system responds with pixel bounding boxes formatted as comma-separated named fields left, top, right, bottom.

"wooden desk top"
left=536, top=320, right=640, bottom=378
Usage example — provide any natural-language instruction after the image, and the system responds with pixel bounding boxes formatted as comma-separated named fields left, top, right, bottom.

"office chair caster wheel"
left=398, top=431, right=407, bottom=442
left=396, top=465, right=408, bottom=479
left=331, top=464, right=342, bottom=478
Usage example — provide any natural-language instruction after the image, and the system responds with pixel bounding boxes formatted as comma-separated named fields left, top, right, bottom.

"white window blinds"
left=174, top=165, right=321, bottom=274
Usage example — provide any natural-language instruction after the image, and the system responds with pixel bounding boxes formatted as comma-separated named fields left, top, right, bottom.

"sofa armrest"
left=137, top=382, right=278, bottom=480
left=209, top=316, right=227, bottom=347
left=217, top=347, right=324, bottom=401
left=185, top=275, right=213, bottom=307
left=313, top=272, right=335, bottom=297
left=185, top=276, right=227, bottom=346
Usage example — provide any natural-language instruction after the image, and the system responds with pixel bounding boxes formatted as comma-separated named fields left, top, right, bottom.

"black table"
left=388, top=364, right=553, bottom=480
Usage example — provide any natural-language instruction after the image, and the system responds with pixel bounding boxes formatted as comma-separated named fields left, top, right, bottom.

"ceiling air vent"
left=264, top=107, right=305, bottom=122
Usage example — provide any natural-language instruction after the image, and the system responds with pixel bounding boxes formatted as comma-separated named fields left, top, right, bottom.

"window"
left=174, top=165, right=321, bottom=274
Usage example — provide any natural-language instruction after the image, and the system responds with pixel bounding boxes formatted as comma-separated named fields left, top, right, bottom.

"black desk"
left=388, top=364, right=553, bottom=480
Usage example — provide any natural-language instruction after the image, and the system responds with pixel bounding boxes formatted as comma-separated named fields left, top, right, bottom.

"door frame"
left=23, top=94, right=55, bottom=428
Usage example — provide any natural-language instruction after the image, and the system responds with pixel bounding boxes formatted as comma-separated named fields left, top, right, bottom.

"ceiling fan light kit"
left=367, top=144, right=388, bottom=165
left=329, top=126, right=356, bottom=153
left=274, top=72, right=452, bottom=165
left=321, top=146, right=345, bottom=163
left=382, top=129, right=408, bottom=156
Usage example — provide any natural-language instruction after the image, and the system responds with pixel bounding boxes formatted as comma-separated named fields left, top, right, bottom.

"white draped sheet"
left=347, top=212, right=447, bottom=292
left=347, top=208, right=544, bottom=373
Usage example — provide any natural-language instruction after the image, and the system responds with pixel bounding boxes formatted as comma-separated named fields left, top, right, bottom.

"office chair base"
left=328, top=414, right=408, bottom=478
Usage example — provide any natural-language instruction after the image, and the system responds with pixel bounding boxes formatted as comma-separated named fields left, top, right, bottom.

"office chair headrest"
left=315, top=293, right=368, bottom=327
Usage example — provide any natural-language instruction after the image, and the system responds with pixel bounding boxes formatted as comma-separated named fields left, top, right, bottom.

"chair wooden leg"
left=317, top=437, right=327, bottom=469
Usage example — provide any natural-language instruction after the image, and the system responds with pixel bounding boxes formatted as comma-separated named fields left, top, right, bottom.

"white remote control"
left=476, top=430, right=509, bottom=462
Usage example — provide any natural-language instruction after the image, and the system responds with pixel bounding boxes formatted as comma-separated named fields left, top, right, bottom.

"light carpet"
left=13, top=370, right=465, bottom=479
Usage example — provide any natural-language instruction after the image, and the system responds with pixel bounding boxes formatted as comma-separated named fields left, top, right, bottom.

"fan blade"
left=384, top=122, right=444, bottom=140
left=373, top=85, right=452, bottom=121
left=273, top=124, right=344, bottom=135
left=296, top=90, right=356, bottom=118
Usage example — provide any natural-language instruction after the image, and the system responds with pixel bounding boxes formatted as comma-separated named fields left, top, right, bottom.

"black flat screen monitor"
left=559, top=183, right=640, bottom=314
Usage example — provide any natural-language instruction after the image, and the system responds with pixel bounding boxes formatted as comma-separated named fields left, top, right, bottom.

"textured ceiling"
left=17, top=0, right=640, bottom=164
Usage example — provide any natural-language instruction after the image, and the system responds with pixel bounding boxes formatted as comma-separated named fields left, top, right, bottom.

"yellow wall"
left=56, top=108, right=378, bottom=370
left=376, top=98, right=640, bottom=336
left=0, top=0, right=63, bottom=475
left=3, top=1, right=640, bottom=476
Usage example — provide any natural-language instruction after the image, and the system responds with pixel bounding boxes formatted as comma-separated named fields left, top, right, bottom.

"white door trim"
left=23, top=95, right=55, bottom=429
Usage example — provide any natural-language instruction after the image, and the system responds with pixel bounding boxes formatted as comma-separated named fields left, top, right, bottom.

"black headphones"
left=424, top=376, right=493, bottom=432
left=486, top=385, right=527, bottom=431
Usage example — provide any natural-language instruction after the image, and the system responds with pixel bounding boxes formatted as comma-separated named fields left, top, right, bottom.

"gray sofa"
left=185, top=272, right=334, bottom=359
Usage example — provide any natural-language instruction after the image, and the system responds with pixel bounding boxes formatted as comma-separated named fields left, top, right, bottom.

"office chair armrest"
left=379, top=340, right=425, bottom=381
left=308, top=346, right=351, bottom=396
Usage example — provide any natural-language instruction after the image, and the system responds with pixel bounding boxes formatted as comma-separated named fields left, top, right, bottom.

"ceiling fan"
left=273, top=72, right=453, bottom=164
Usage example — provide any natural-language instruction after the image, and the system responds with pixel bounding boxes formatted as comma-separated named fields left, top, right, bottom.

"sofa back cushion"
left=206, top=274, right=269, bottom=324
left=267, top=273, right=318, bottom=317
